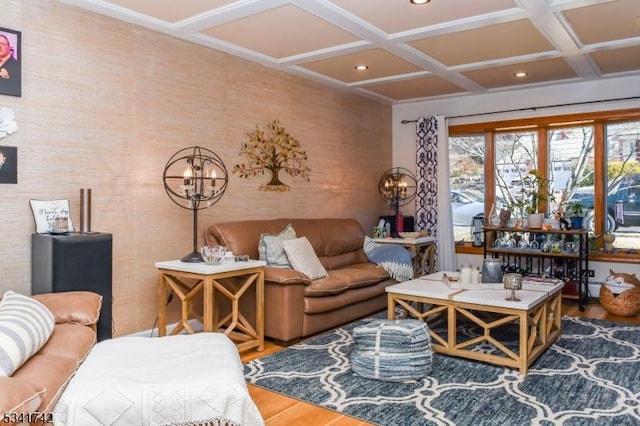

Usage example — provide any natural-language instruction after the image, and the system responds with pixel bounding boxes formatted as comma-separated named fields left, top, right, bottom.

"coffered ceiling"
left=59, top=0, right=640, bottom=104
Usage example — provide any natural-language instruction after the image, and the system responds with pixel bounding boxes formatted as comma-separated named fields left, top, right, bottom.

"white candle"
left=460, top=265, right=472, bottom=285
left=471, top=267, right=479, bottom=284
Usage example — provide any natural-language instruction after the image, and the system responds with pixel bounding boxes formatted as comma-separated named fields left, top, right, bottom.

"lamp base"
left=181, top=251, right=203, bottom=263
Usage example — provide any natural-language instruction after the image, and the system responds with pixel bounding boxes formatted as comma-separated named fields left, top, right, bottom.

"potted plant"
left=565, top=201, right=584, bottom=229
left=519, top=169, right=555, bottom=228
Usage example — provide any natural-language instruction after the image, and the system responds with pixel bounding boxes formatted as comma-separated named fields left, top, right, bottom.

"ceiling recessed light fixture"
left=355, top=65, right=368, bottom=71
left=515, top=71, right=528, bottom=78
left=410, top=0, right=431, bottom=4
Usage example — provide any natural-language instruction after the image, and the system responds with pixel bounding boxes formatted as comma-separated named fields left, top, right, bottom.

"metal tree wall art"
left=233, top=119, right=311, bottom=191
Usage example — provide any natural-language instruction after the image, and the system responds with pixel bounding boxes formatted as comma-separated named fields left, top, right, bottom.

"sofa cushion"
left=283, top=237, right=328, bottom=280
left=38, top=323, right=96, bottom=363
left=0, top=291, right=55, bottom=377
left=13, top=353, right=78, bottom=412
left=258, top=223, right=297, bottom=268
left=264, top=267, right=311, bottom=285
left=305, top=264, right=389, bottom=297
left=32, top=291, right=102, bottom=325
left=304, top=281, right=390, bottom=314
left=319, top=250, right=369, bottom=271
left=0, top=376, right=44, bottom=416
left=207, top=218, right=368, bottom=269
left=304, top=274, right=349, bottom=296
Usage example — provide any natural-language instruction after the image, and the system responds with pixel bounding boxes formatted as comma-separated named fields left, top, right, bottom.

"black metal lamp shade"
left=378, top=167, right=417, bottom=217
left=163, top=146, right=228, bottom=262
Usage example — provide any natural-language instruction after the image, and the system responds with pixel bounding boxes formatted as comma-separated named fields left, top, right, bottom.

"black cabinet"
left=31, top=233, right=113, bottom=341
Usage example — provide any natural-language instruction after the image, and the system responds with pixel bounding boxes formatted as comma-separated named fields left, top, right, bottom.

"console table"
left=372, top=236, right=436, bottom=277
left=155, top=259, right=266, bottom=352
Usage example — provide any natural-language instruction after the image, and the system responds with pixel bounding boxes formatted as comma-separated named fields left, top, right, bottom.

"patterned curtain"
left=415, top=116, right=456, bottom=272
left=415, top=117, right=438, bottom=236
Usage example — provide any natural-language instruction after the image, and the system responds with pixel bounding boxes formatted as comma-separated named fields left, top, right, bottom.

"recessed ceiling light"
left=410, top=0, right=431, bottom=4
left=515, top=72, right=528, bottom=78
left=355, top=65, right=368, bottom=71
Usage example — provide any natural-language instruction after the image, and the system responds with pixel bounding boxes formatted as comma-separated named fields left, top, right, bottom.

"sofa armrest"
left=31, top=291, right=102, bottom=326
left=265, top=267, right=312, bottom=285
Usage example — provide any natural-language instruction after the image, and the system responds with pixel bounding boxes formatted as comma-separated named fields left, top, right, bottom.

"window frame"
left=449, top=108, right=640, bottom=264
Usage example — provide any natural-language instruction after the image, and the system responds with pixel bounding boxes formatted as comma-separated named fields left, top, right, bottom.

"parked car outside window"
left=568, top=175, right=640, bottom=231
left=451, top=189, right=486, bottom=227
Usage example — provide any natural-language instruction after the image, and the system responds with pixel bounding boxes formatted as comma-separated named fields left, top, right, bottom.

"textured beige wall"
left=0, top=1, right=392, bottom=335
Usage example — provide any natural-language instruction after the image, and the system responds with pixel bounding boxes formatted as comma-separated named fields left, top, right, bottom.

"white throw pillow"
left=258, top=224, right=297, bottom=268
left=282, top=237, right=328, bottom=280
left=29, top=199, right=75, bottom=233
left=0, top=291, right=55, bottom=377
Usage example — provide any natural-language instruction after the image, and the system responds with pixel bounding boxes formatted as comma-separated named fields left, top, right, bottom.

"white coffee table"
left=386, top=271, right=564, bottom=375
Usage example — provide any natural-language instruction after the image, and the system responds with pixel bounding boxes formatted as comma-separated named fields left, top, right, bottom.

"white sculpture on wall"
left=0, top=106, right=17, bottom=138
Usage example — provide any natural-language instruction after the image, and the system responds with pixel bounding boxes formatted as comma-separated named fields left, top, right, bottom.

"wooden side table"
left=372, top=236, right=437, bottom=277
left=155, top=259, right=266, bottom=352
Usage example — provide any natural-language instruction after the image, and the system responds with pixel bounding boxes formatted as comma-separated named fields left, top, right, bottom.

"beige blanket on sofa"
left=54, top=333, right=263, bottom=426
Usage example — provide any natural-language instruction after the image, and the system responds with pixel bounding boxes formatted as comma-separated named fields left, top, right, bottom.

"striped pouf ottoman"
left=350, top=318, right=433, bottom=382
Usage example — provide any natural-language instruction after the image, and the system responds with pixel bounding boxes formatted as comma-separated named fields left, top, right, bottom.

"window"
left=605, top=120, right=640, bottom=250
left=449, top=109, right=640, bottom=260
left=449, top=135, right=485, bottom=242
left=549, top=125, right=594, bottom=215
left=494, top=131, right=537, bottom=217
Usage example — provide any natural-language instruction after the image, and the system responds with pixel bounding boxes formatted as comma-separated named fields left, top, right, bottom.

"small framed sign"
left=0, top=27, right=21, bottom=97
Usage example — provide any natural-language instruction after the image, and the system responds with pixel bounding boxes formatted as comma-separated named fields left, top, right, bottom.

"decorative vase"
left=503, top=273, right=523, bottom=301
left=603, top=233, right=616, bottom=251
left=481, top=258, right=503, bottom=283
left=527, top=213, right=544, bottom=229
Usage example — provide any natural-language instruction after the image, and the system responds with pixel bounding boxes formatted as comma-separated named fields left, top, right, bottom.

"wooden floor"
left=240, top=300, right=640, bottom=426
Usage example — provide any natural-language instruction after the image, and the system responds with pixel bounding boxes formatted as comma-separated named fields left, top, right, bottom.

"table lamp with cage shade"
left=163, top=146, right=228, bottom=262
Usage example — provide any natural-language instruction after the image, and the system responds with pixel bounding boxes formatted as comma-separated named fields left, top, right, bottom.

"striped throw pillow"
left=282, top=237, right=328, bottom=280
left=0, top=291, right=55, bottom=377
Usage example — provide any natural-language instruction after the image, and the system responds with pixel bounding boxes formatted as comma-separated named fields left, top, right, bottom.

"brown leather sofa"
left=206, top=218, right=396, bottom=344
left=0, top=291, right=102, bottom=425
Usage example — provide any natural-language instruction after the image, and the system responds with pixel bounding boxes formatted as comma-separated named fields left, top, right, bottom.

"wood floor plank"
left=242, top=300, right=639, bottom=425
left=265, top=403, right=362, bottom=426
left=247, top=386, right=299, bottom=420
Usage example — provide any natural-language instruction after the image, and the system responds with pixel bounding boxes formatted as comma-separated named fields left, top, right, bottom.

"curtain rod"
left=400, top=95, right=640, bottom=124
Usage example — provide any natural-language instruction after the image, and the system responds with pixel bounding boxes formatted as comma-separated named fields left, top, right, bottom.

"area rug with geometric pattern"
left=244, top=315, right=640, bottom=425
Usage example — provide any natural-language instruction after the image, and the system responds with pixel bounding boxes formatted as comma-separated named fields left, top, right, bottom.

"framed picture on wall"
left=0, top=145, right=17, bottom=183
left=0, top=27, right=21, bottom=97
